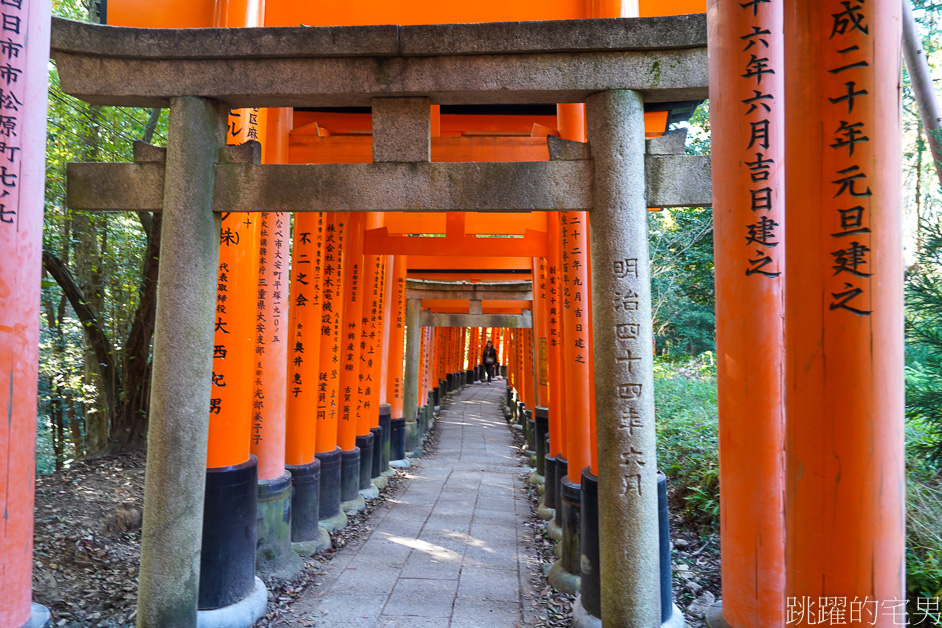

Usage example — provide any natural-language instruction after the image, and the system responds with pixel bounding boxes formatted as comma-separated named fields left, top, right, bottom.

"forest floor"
left=31, top=410, right=721, bottom=627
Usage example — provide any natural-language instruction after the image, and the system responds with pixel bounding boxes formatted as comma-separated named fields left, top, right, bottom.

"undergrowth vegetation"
left=655, top=353, right=942, bottom=607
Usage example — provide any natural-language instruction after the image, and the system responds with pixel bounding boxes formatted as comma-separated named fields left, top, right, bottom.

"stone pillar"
left=137, top=96, right=224, bottom=627
left=784, top=1, right=905, bottom=622
left=403, top=298, right=422, bottom=455
left=587, top=90, right=659, bottom=627
left=0, top=1, right=51, bottom=625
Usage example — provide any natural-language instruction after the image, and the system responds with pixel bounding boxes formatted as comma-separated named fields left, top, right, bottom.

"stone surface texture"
left=285, top=383, right=528, bottom=627
left=67, top=155, right=711, bottom=214
left=403, top=299, right=421, bottom=454
left=645, top=128, right=687, bottom=155
left=419, top=311, right=533, bottom=329
left=51, top=16, right=707, bottom=109
left=371, top=97, right=431, bottom=163
left=587, top=90, right=661, bottom=627
left=645, top=155, right=711, bottom=208
left=212, top=162, right=592, bottom=213
left=406, top=279, right=533, bottom=302
left=137, top=97, right=225, bottom=628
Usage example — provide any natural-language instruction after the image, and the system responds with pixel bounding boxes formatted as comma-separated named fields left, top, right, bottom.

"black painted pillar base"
left=550, top=456, right=568, bottom=537
left=538, top=454, right=557, bottom=520
left=580, top=468, right=600, bottom=620
left=433, top=386, right=441, bottom=409
left=356, top=433, right=379, bottom=498
left=379, top=404, right=392, bottom=472
left=548, top=477, right=582, bottom=595
left=256, top=472, right=303, bottom=581
left=534, top=407, right=549, bottom=477
left=340, top=447, right=365, bottom=512
left=199, top=455, right=258, bottom=610
left=316, top=448, right=347, bottom=531
left=658, top=472, right=675, bottom=625
left=390, top=417, right=406, bottom=461
left=286, top=459, right=331, bottom=556
left=369, top=426, right=383, bottom=480
left=526, top=410, right=536, bottom=452
left=466, top=369, right=475, bottom=385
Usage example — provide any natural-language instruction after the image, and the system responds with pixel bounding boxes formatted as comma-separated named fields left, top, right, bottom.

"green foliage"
left=649, top=207, right=716, bottom=356
left=653, top=355, right=720, bottom=533
left=907, top=477, right=942, bottom=602
left=39, top=2, right=170, bottom=468
left=906, top=219, right=942, bottom=468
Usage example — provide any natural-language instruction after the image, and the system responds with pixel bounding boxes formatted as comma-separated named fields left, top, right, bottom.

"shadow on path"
left=282, top=382, right=530, bottom=627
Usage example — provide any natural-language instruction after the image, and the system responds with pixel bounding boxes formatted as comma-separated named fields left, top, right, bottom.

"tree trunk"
left=109, top=214, right=162, bottom=453
left=903, top=0, right=942, bottom=188
left=42, top=251, right=121, bottom=450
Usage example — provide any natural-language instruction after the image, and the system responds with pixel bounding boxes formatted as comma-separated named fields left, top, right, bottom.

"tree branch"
left=42, top=250, right=120, bottom=397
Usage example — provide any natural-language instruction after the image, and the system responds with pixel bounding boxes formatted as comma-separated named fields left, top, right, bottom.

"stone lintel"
left=372, top=97, right=431, bottom=163
left=398, top=14, right=706, bottom=56
left=133, top=141, right=166, bottom=163
left=547, top=135, right=590, bottom=161
left=55, top=50, right=707, bottom=109
left=51, top=16, right=707, bottom=109
left=67, top=162, right=166, bottom=212
left=420, top=311, right=532, bottom=328
left=645, top=128, right=687, bottom=155
left=52, top=15, right=705, bottom=59
left=67, top=156, right=712, bottom=214
left=211, top=161, right=592, bottom=212
left=645, top=155, right=711, bottom=207
left=469, top=300, right=482, bottom=315
left=406, top=281, right=533, bottom=302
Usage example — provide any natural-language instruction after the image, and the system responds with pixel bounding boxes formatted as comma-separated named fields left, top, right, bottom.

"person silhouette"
left=481, top=339, right=498, bottom=384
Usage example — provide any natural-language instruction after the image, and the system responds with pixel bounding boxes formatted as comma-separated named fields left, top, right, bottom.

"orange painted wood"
left=265, top=0, right=584, bottom=27
left=379, top=212, right=546, bottom=236
left=289, top=135, right=550, bottom=164
left=385, top=255, right=408, bottom=419
left=639, top=0, right=704, bottom=16
left=358, top=252, right=386, bottom=433
left=0, top=0, right=51, bottom=620
left=784, top=1, right=905, bottom=621
left=364, top=229, right=548, bottom=258
left=707, top=0, right=785, bottom=623
left=546, top=212, right=567, bottom=458
left=315, top=212, right=346, bottom=453
left=250, top=108, right=292, bottom=481
left=533, top=256, right=551, bottom=408
left=284, top=213, right=325, bottom=467
left=557, top=104, right=594, bottom=484
left=337, top=213, right=365, bottom=451
left=208, top=216, right=259, bottom=467
left=108, top=0, right=215, bottom=27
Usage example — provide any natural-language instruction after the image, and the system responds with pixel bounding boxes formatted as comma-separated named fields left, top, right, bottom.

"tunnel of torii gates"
left=0, top=0, right=905, bottom=625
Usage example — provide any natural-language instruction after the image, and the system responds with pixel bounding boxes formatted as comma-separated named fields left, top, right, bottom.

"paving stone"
left=400, top=545, right=463, bottom=580
left=382, top=578, right=458, bottom=617
left=291, top=383, right=526, bottom=626
left=457, top=566, right=520, bottom=602
left=450, top=598, right=523, bottom=628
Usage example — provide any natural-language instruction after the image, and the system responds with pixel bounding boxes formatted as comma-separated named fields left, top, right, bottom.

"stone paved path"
left=287, top=382, right=530, bottom=627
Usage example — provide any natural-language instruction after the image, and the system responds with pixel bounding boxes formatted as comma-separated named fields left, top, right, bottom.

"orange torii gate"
left=55, top=11, right=710, bottom=625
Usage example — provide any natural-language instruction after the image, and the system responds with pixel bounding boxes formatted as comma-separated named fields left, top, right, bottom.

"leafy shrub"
left=654, top=355, right=720, bottom=534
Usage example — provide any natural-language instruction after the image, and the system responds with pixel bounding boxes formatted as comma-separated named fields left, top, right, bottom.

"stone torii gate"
left=53, top=14, right=710, bottom=627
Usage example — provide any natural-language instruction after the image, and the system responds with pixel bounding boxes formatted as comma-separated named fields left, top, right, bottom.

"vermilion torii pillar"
left=0, top=1, right=51, bottom=626
left=706, top=0, right=785, bottom=625
left=784, top=1, right=905, bottom=624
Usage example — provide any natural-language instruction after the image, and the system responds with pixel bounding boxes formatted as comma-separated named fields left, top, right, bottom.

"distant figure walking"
left=482, top=339, right=498, bottom=384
